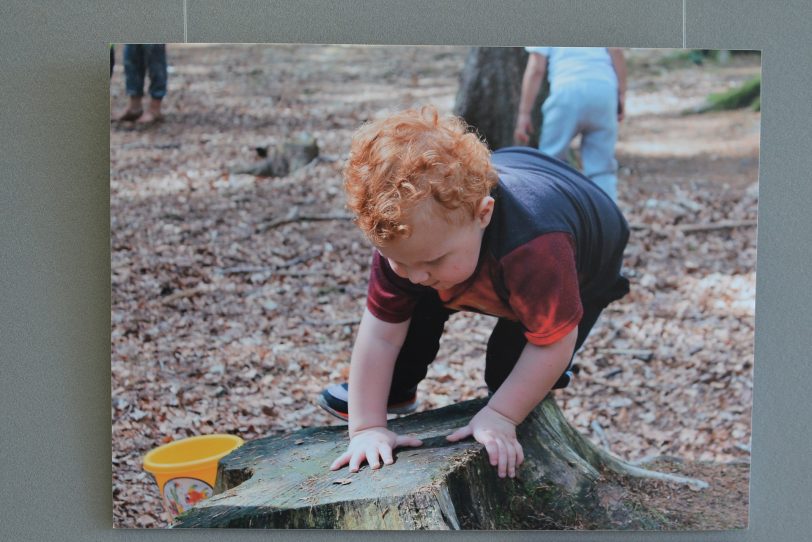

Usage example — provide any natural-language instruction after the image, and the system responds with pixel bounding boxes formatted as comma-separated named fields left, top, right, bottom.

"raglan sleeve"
left=499, top=232, right=583, bottom=346
left=366, top=249, right=428, bottom=323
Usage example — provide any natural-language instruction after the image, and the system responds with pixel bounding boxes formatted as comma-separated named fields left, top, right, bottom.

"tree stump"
left=173, top=396, right=707, bottom=529
left=230, top=134, right=320, bottom=177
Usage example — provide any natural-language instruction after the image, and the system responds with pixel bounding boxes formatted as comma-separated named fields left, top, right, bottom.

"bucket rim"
left=143, top=434, right=244, bottom=474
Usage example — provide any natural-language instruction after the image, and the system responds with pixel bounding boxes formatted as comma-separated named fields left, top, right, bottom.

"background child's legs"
left=387, top=292, right=455, bottom=399
left=143, top=44, right=168, bottom=101
left=538, top=90, right=580, bottom=162
left=123, top=44, right=147, bottom=98
left=579, top=82, right=619, bottom=201
left=484, top=302, right=606, bottom=392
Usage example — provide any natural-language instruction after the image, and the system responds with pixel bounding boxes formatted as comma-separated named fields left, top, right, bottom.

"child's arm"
left=347, top=307, right=409, bottom=434
left=608, top=47, right=627, bottom=122
left=330, top=308, right=423, bottom=472
left=447, top=326, right=578, bottom=478
left=514, top=52, right=548, bottom=145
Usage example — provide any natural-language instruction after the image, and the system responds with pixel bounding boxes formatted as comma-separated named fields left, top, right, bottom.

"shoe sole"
left=316, top=395, right=419, bottom=421
left=317, top=394, right=349, bottom=421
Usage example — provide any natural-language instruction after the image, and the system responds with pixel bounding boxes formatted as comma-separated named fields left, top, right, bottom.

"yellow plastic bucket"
left=143, top=434, right=244, bottom=518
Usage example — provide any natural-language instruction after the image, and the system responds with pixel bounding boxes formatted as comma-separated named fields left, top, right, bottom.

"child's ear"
left=476, top=196, right=495, bottom=228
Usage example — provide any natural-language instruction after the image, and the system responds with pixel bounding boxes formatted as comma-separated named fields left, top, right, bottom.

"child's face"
left=376, top=197, right=495, bottom=291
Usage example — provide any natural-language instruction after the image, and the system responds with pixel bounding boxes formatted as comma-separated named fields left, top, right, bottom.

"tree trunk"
left=453, top=47, right=547, bottom=151
left=173, top=396, right=708, bottom=530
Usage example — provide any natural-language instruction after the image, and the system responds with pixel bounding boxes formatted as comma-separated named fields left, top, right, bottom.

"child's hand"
left=330, top=427, right=423, bottom=473
left=513, top=114, right=533, bottom=145
left=446, top=405, right=525, bottom=478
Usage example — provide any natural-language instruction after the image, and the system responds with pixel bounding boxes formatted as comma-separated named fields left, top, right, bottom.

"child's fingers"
left=395, top=435, right=423, bottom=448
left=379, top=443, right=394, bottom=465
left=330, top=450, right=352, bottom=471
left=496, top=439, right=508, bottom=478
left=506, top=441, right=517, bottom=478
left=445, top=425, right=472, bottom=442
left=348, top=450, right=366, bottom=473
left=365, top=446, right=381, bottom=470
left=516, top=441, right=525, bottom=467
left=482, top=438, right=499, bottom=466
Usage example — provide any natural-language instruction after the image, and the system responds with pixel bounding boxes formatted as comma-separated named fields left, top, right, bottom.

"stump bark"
left=173, top=396, right=706, bottom=529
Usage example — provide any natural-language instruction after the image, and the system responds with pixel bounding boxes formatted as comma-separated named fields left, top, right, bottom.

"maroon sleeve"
left=366, top=250, right=427, bottom=323
left=500, top=232, right=583, bottom=346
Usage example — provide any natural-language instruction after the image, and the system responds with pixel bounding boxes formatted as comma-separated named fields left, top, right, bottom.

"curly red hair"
left=343, top=105, right=498, bottom=246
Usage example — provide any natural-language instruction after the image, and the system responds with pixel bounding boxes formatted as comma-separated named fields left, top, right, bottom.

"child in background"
left=115, top=44, right=168, bottom=124
left=514, top=47, right=626, bottom=202
left=319, top=106, right=629, bottom=478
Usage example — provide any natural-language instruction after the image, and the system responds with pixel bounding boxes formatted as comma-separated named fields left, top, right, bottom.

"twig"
left=602, top=348, right=654, bottom=362
left=217, top=267, right=320, bottom=278
left=120, top=141, right=181, bottom=151
left=303, top=318, right=362, bottom=327
left=273, top=270, right=322, bottom=277
left=277, top=249, right=323, bottom=269
left=221, top=265, right=269, bottom=275
left=160, top=286, right=204, bottom=305
left=677, top=220, right=757, bottom=234
left=220, top=250, right=323, bottom=275
left=630, top=220, right=757, bottom=234
left=254, top=207, right=353, bottom=234
left=589, top=376, right=659, bottom=394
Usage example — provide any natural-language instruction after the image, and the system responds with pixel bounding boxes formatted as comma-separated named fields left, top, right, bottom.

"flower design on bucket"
left=163, top=478, right=213, bottom=515
left=185, top=485, right=210, bottom=506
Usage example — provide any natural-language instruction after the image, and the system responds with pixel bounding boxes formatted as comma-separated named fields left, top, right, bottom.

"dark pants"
left=387, top=291, right=607, bottom=399
left=123, top=44, right=167, bottom=99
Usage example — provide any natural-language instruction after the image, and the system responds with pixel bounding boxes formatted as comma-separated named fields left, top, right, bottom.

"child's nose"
left=408, top=268, right=430, bottom=284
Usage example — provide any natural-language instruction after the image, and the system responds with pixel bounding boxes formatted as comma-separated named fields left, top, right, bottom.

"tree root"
left=600, top=454, right=710, bottom=490
left=538, top=398, right=710, bottom=490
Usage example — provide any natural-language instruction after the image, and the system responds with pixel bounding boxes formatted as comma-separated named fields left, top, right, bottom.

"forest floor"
left=110, top=45, right=760, bottom=528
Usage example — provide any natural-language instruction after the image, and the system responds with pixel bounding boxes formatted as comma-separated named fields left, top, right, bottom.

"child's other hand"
left=330, top=427, right=423, bottom=473
left=446, top=405, right=524, bottom=478
left=513, top=114, right=533, bottom=145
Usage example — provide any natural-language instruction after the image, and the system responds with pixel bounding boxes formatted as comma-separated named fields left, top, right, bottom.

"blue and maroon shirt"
left=366, top=147, right=630, bottom=346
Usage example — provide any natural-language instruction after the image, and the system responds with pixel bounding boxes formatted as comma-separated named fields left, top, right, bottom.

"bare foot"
left=136, top=110, right=164, bottom=124
left=137, top=98, right=164, bottom=124
left=115, top=108, right=143, bottom=122
left=115, top=96, right=143, bottom=122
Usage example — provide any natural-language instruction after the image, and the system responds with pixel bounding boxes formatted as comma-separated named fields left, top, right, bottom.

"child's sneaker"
left=317, top=383, right=418, bottom=421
